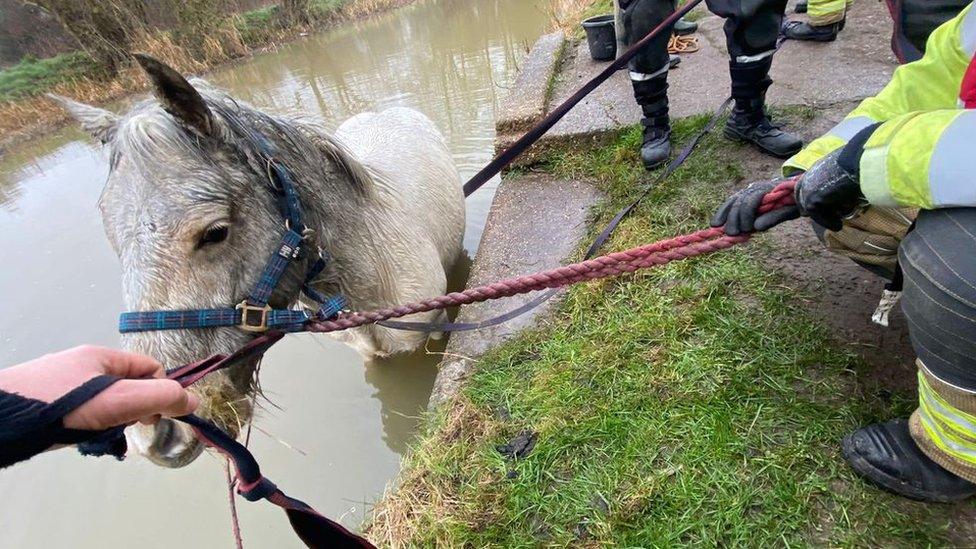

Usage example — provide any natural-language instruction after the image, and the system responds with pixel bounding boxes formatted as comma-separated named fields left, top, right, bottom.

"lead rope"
left=226, top=460, right=244, bottom=549
left=166, top=178, right=797, bottom=549
left=307, top=178, right=796, bottom=334
left=173, top=179, right=797, bottom=384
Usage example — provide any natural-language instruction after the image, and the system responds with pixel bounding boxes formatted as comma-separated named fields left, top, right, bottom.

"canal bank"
left=370, top=0, right=976, bottom=545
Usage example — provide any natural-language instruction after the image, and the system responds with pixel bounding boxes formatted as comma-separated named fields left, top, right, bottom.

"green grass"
left=369, top=117, right=972, bottom=546
left=0, top=52, right=100, bottom=102
left=236, top=0, right=348, bottom=45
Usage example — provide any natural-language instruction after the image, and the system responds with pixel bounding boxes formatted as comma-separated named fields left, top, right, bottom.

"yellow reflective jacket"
left=784, top=3, right=976, bottom=209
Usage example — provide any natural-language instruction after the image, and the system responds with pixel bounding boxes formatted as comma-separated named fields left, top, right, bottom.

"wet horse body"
left=54, top=57, right=464, bottom=467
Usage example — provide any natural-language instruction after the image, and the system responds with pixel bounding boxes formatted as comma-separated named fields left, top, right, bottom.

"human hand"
left=0, top=345, right=198, bottom=431
left=795, top=149, right=866, bottom=231
left=711, top=178, right=801, bottom=236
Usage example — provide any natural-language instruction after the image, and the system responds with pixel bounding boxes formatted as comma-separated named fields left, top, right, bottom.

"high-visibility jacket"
left=808, top=0, right=851, bottom=26
left=784, top=3, right=976, bottom=210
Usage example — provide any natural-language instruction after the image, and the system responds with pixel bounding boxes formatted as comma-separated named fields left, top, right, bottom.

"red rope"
left=307, top=179, right=798, bottom=334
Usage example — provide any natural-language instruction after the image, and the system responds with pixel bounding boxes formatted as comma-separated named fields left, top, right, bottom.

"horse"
left=52, top=55, right=465, bottom=468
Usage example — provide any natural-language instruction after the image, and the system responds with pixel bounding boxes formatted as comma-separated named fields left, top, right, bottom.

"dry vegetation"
left=546, top=0, right=612, bottom=34
left=0, top=0, right=417, bottom=150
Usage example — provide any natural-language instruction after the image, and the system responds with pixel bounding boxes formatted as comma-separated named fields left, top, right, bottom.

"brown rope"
left=305, top=178, right=798, bottom=335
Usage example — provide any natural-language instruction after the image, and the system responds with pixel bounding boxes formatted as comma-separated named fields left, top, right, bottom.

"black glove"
left=794, top=123, right=878, bottom=231
left=710, top=178, right=801, bottom=236
left=794, top=148, right=866, bottom=231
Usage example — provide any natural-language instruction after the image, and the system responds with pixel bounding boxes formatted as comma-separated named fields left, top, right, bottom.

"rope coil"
left=668, top=34, right=700, bottom=54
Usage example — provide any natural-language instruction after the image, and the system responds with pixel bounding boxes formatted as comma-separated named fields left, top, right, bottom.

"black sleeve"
left=0, top=376, right=128, bottom=468
left=0, top=390, right=62, bottom=467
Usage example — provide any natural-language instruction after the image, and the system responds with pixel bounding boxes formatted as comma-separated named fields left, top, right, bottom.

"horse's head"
left=52, top=55, right=310, bottom=467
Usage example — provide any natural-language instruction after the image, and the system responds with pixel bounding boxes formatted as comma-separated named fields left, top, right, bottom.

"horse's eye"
left=197, top=224, right=229, bottom=249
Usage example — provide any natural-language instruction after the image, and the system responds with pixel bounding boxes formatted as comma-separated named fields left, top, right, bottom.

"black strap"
left=180, top=414, right=375, bottom=548
left=42, top=375, right=121, bottom=420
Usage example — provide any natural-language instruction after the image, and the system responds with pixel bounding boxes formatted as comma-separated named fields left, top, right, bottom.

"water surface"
left=0, top=1, right=550, bottom=546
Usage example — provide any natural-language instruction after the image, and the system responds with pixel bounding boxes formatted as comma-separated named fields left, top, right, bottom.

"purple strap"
left=181, top=414, right=375, bottom=549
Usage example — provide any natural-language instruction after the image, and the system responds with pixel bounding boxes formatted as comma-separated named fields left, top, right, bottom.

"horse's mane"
left=110, top=79, right=374, bottom=198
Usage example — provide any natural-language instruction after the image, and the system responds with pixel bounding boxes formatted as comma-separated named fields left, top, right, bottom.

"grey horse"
left=52, top=55, right=465, bottom=467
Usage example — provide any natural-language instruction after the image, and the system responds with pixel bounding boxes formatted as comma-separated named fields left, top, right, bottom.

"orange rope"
left=668, top=33, right=700, bottom=54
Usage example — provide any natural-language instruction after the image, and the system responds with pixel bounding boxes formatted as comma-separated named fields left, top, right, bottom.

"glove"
left=794, top=148, right=866, bottom=232
left=710, top=178, right=800, bottom=236
left=794, top=122, right=878, bottom=231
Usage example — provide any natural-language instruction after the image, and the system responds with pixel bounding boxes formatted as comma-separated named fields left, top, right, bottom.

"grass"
left=0, top=52, right=101, bottom=102
left=366, top=117, right=972, bottom=547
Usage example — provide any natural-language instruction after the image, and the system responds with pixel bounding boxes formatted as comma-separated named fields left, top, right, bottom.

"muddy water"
left=0, top=1, right=550, bottom=546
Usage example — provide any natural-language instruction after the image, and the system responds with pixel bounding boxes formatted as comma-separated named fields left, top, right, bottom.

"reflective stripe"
left=961, top=4, right=976, bottom=57
left=918, top=371, right=976, bottom=466
left=808, top=0, right=846, bottom=25
left=630, top=65, right=668, bottom=81
left=918, top=411, right=976, bottom=465
left=735, top=49, right=775, bottom=64
left=928, top=110, right=976, bottom=207
left=859, top=144, right=896, bottom=206
left=827, top=115, right=876, bottom=141
left=920, top=373, right=976, bottom=437
left=784, top=134, right=847, bottom=174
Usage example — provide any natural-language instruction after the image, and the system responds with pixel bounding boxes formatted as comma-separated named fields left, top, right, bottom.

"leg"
left=706, top=0, right=803, bottom=158
left=617, top=0, right=676, bottom=169
left=843, top=208, right=976, bottom=502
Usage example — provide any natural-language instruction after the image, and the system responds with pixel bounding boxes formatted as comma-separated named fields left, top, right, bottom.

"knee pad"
left=900, top=208, right=976, bottom=389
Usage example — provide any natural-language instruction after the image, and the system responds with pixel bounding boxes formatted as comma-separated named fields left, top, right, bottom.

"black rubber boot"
left=633, top=75, right=671, bottom=170
left=782, top=20, right=841, bottom=41
left=842, top=419, right=976, bottom=503
left=674, top=17, right=698, bottom=35
left=725, top=58, right=803, bottom=158
left=641, top=115, right=671, bottom=170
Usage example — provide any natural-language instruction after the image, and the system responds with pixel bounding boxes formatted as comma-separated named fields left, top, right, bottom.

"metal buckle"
left=236, top=301, right=272, bottom=332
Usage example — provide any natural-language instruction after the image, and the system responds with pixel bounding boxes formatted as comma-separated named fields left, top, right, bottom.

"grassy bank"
left=366, top=118, right=972, bottom=546
left=0, top=0, right=414, bottom=148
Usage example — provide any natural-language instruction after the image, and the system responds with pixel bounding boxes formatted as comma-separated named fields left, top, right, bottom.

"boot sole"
left=643, top=157, right=668, bottom=171
left=785, top=33, right=837, bottom=42
left=841, top=434, right=971, bottom=503
left=722, top=128, right=802, bottom=159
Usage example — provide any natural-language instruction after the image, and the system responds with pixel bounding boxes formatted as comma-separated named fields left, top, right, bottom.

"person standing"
left=615, top=0, right=803, bottom=170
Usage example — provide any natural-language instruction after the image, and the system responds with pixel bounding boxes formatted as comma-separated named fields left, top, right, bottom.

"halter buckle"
left=236, top=301, right=272, bottom=332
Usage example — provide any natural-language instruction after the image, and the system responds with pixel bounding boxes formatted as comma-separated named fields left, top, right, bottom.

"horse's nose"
left=126, top=418, right=204, bottom=468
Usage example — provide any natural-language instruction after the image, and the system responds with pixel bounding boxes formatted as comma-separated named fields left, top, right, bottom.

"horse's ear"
left=47, top=94, right=118, bottom=144
left=133, top=53, right=215, bottom=137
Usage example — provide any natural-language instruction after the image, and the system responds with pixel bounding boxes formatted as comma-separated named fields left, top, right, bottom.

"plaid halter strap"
left=117, top=131, right=346, bottom=335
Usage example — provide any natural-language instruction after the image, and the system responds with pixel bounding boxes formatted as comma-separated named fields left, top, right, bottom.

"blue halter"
left=118, top=132, right=346, bottom=335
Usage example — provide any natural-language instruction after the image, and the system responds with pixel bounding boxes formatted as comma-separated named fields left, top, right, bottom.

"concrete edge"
left=495, top=31, right=567, bottom=134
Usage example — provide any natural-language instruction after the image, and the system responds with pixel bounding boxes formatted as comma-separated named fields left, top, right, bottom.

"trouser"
left=807, top=0, right=852, bottom=26
left=887, top=0, right=970, bottom=63
left=615, top=0, right=787, bottom=121
left=825, top=208, right=976, bottom=482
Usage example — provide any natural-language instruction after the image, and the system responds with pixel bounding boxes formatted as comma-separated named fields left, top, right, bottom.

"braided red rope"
left=307, top=179, right=798, bottom=334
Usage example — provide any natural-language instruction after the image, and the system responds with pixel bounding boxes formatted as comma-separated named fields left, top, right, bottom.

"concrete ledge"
left=495, top=32, right=566, bottom=134
left=428, top=174, right=602, bottom=409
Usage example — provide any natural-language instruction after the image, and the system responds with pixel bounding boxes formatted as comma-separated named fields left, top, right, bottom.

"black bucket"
left=582, top=14, right=617, bottom=61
